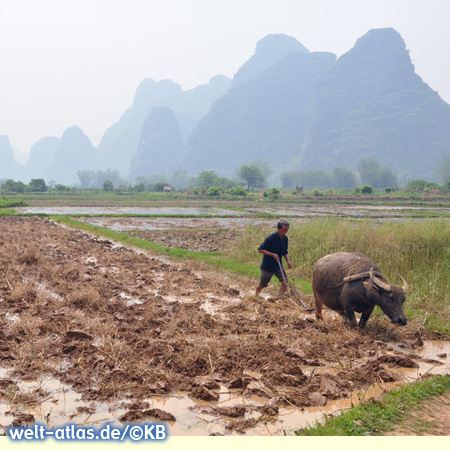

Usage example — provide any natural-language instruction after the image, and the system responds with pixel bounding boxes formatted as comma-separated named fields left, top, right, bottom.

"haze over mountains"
left=2, top=28, right=450, bottom=186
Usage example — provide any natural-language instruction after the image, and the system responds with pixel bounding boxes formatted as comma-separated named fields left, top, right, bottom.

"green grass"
left=5, top=189, right=450, bottom=208
left=0, top=209, right=17, bottom=216
left=298, top=375, right=450, bottom=436
left=0, top=197, right=27, bottom=209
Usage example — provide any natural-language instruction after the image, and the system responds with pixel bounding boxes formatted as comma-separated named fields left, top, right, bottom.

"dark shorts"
left=259, top=268, right=286, bottom=288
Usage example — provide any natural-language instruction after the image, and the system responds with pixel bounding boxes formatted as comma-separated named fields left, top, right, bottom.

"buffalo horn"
left=369, top=267, right=391, bottom=292
left=399, top=275, right=409, bottom=294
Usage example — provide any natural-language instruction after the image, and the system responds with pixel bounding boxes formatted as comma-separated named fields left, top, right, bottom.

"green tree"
left=237, top=165, right=266, bottom=189
left=405, top=179, right=427, bottom=192
left=358, top=157, right=397, bottom=188
left=377, top=167, right=398, bottom=189
left=28, top=178, right=47, bottom=192
left=133, top=183, right=146, bottom=193
left=197, top=170, right=220, bottom=189
left=170, top=167, right=191, bottom=189
left=1, top=179, right=26, bottom=193
left=94, top=169, right=122, bottom=189
left=331, top=167, right=358, bottom=189
left=358, top=157, right=381, bottom=186
left=103, top=180, right=114, bottom=192
left=251, top=160, right=273, bottom=179
left=76, top=169, right=95, bottom=189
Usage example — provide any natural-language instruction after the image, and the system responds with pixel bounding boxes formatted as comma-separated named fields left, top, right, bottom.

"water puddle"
left=1, top=340, right=448, bottom=435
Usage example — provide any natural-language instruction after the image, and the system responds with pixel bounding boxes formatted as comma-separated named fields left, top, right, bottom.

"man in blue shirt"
left=255, top=219, right=293, bottom=296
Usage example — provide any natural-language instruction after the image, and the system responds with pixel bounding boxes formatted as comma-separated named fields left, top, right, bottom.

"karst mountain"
left=2, top=28, right=450, bottom=186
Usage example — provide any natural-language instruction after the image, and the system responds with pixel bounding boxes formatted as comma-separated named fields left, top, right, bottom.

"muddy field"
left=0, top=216, right=449, bottom=436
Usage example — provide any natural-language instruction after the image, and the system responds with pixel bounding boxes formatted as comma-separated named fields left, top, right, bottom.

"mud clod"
left=10, top=413, right=35, bottom=427
left=119, top=408, right=176, bottom=423
left=309, top=392, right=327, bottom=407
left=190, top=385, right=220, bottom=401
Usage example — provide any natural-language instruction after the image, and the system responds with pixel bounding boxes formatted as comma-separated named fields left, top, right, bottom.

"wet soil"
left=127, top=229, right=238, bottom=252
left=0, top=217, right=448, bottom=435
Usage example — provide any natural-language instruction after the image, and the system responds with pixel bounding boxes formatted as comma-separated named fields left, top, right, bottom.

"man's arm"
left=258, top=249, right=280, bottom=261
left=284, top=254, right=293, bottom=269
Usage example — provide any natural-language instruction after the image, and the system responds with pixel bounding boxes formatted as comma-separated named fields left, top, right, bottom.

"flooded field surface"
left=0, top=216, right=449, bottom=436
left=14, top=206, right=248, bottom=216
left=250, top=204, right=450, bottom=218
left=81, top=216, right=276, bottom=231
left=15, top=202, right=450, bottom=219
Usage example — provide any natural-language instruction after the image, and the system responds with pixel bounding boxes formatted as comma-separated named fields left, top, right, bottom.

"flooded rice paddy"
left=15, top=202, right=450, bottom=221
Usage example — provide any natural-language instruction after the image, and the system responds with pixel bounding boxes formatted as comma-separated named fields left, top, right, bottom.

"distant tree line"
left=281, top=157, right=398, bottom=189
left=0, top=178, right=48, bottom=193
left=2, top=154, right=450, bottom=195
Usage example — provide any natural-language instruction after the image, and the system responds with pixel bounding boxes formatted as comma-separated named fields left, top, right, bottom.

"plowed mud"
left=0, top=217, right=448, bottom=435
left=128, top=229, right=237, bottom=252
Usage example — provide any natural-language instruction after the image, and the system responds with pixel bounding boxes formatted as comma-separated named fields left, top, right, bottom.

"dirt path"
left=0, top=217, right=448, bottom=435
left=384, top=391, right=450, bottom=435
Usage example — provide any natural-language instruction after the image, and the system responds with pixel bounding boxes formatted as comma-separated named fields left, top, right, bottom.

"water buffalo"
left=312, top=252, right=409, bottom=328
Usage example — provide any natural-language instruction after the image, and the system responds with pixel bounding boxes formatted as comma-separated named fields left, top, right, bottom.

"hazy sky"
left=1, top=0, right=449, bottom=160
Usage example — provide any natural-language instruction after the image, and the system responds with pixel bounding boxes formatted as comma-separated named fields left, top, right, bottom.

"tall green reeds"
left=232, top=219, right=450, bottom=321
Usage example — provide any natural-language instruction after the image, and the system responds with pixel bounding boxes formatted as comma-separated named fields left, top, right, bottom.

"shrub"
left=228, top=186, right=247, bottom=197
left=207, top=186, right=221, bottom=197
left=263, top=187, right=281, bottom=199
left=55, top=184, right=70, bottom=192
left=361, top=185, right=373, bottom=194
left=405, top=179, right=439, bottom=192
left=312, top=189, right=321, bottom=197
left=385, top=187, right=393, bottom=193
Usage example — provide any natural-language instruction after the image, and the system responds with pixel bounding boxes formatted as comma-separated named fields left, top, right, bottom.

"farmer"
left=255, top=219, right=293, bottom=296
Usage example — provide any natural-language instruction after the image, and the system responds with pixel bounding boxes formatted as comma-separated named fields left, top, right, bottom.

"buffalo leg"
left=314, top=292, right=323, bottom=321
left=344, top=303, right=358, bottom=327
left=358, top=306, right=375, bottom=328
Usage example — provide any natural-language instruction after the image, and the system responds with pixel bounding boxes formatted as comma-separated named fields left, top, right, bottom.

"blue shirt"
left=258, top=232, right=289, bottom=273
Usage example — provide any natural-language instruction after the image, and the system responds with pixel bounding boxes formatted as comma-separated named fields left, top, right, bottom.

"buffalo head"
left=363, top=268, right=409, bottom=326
